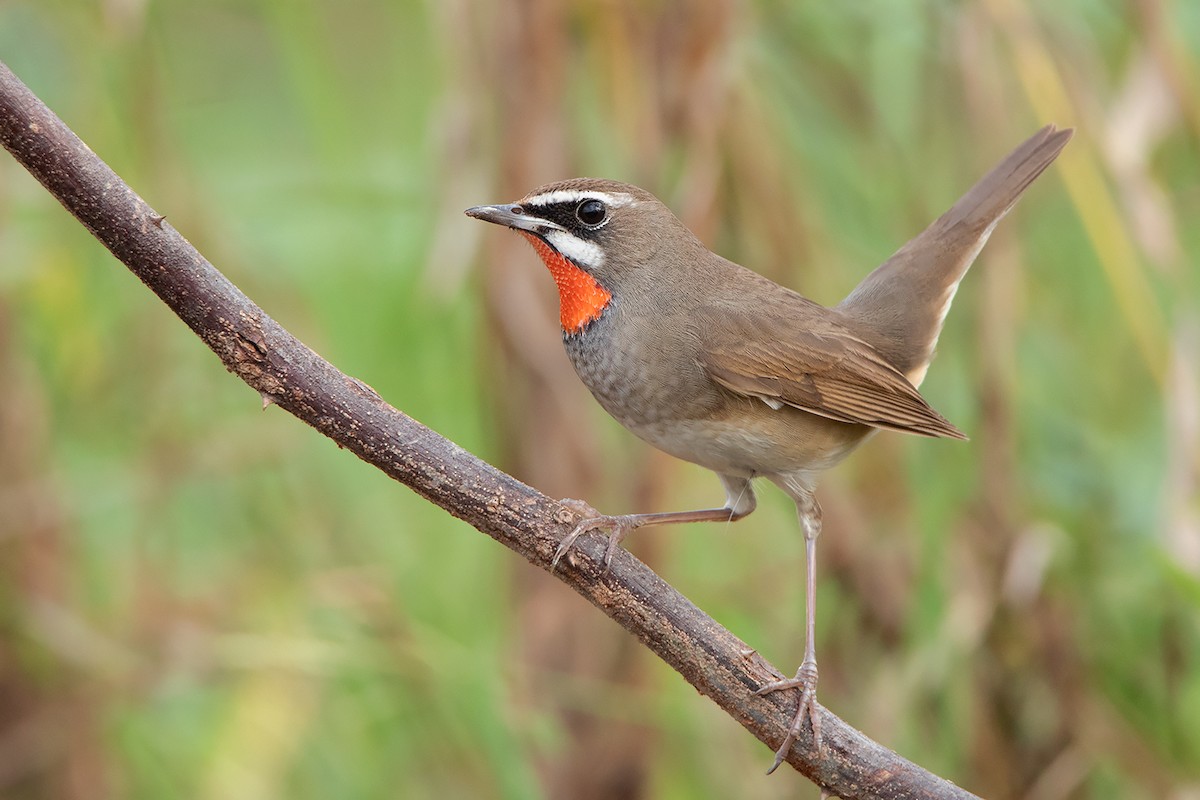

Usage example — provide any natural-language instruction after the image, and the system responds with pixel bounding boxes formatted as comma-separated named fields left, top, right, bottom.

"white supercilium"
left=522, top=190, right=637, bottom=208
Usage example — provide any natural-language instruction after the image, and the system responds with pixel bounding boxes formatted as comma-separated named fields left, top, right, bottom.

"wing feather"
left=695, top=302, right=966, bottom=440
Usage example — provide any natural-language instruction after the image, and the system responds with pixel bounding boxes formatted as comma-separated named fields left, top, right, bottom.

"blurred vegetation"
left=1, top=1, right=1198, bottom=798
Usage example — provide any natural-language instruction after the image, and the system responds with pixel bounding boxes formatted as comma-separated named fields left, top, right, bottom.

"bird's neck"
left=520, top=232, right=612, bottom=333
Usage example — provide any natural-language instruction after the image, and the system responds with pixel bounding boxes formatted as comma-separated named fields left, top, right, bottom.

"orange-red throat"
left=519, top=231, right=612, bottom=333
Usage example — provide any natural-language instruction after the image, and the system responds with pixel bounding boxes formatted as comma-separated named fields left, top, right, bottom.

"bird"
left=465, top=124, right=1072, bottom=773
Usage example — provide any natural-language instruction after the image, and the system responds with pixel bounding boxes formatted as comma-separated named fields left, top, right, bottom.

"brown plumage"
left=697, top=302, right=967, bottom=438
left=466, top=124, right=1072, bottom=773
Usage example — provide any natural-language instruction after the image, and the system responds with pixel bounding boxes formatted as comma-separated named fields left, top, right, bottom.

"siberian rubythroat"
left=466, top=125, right=1072, bottom=772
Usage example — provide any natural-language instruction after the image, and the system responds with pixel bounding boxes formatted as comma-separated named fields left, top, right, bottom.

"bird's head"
left=467, top=178, right=698, bottom=334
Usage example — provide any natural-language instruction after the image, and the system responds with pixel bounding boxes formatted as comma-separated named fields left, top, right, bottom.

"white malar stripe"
left=522, top=189, right=637, bottom=208
left=544, top=229, right=606, bottom=270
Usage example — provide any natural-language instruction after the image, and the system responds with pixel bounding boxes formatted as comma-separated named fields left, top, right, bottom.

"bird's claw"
left=552, top=499, right=635, bottom=572
left=756, top=657, right=821, bottom=773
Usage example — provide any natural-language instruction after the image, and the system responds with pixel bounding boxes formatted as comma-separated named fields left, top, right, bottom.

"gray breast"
left=562, top=308, right=715, bottom=429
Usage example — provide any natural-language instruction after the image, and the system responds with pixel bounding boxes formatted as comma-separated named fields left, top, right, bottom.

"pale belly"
left=620, top=398, right=875, bottom=481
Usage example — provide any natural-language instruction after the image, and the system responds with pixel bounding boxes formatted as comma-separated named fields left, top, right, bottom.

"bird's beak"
left=465, top=204, right=565, bottom=234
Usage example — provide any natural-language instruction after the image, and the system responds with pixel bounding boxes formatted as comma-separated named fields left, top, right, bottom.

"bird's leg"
left=756, top=487, right=823, bottom=773
left=554, top=474, right=755, bottom=569
left=554, top=502, right=741, bottom=568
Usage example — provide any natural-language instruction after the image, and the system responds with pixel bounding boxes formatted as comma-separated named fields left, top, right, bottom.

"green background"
left=1, top=1, right=1197, bottom=798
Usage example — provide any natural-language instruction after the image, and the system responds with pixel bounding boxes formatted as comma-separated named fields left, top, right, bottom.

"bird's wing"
left=694, top=299, right=967, bottom=439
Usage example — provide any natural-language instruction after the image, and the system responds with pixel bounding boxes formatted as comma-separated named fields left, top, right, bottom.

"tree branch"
left=0, top=60, right=980, bottom=800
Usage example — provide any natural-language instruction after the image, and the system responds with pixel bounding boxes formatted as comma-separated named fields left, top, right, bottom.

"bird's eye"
left=576, top=199, right=607, bottom=226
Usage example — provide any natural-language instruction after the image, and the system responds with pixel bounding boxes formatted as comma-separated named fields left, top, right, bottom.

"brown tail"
left=838, top=125, right=1073, bottom=383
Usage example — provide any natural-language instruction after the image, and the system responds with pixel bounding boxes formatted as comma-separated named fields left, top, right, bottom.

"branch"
left=0, top=60, right=979, bottom=800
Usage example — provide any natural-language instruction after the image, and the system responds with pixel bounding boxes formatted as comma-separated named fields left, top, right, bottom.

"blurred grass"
left=1, top=1, right=1198, bottom=798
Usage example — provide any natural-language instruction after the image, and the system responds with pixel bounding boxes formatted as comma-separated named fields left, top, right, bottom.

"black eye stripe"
left=514, top=197, right=610, bottom=231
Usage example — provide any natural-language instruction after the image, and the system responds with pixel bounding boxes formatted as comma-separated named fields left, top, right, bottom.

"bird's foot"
left=756, top=657, right=821, bottom=773
left=553, top=499, right=637, bottom=571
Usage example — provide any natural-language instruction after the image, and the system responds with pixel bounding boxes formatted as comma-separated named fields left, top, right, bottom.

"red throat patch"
left=519, top=231, right=612, bottom=333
